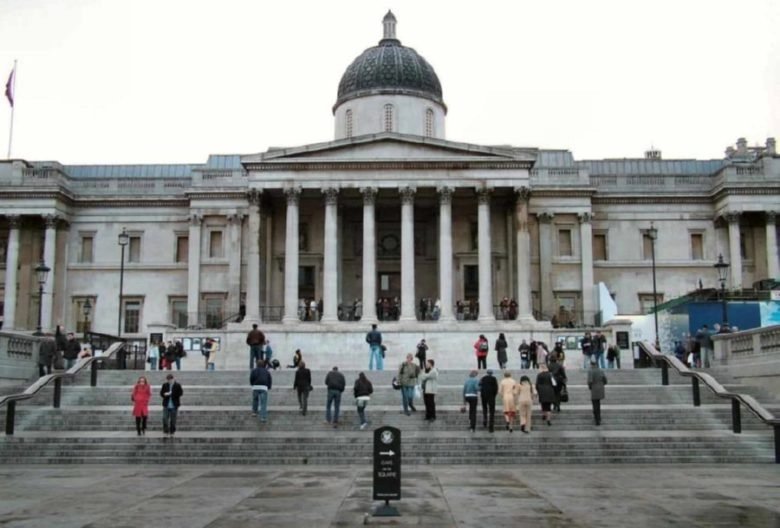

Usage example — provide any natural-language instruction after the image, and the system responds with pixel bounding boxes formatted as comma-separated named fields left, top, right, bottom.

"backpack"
left=479, top=341, right=489, bottom=352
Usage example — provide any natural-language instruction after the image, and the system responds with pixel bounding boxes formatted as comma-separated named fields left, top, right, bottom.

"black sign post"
left=372, top=425, right=401, bottom=517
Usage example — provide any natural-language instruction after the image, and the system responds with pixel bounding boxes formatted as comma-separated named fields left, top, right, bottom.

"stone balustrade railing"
left=0, top=332, right=41, bottom=382
left=714, top=324, right=780, bottom=364
left=590, top=174, right=712, bottom=191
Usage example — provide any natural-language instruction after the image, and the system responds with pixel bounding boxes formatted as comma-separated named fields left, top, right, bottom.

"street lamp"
left=648, top=223, right=659, bottom=350
left=83, top=298, right=92, bottom=340
left=33, top=260, right=50, bottom=336
left=713, top=254, right=731, bottom=333
left=117, top=228, right=129, bottom=337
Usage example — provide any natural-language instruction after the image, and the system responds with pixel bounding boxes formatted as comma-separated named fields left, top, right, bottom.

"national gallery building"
left=0, top=13, right=778, bottom=366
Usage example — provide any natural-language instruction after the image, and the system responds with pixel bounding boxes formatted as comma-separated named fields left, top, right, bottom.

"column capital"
left=514, top=186, right=531, bottom=203
left=537, top=212, right=555, bottom=224
left=247, top=189, right=263, bottom=207
left=322, top=187, right=339, bottom=205
left=476, top=186, right=492, bottom=204
left=190, top=213, right=203, bottom=226
left=724, top=211, right=741, bottom=224
left=766, top=211, right=777, bottom=224
left=437, top=186, right=454, bottom=204
left=44, top=214, right=60, bottom=229
left=227, top=213, right=245, bottom=225
left=578, top=212, right=592, bottom=224
left=360, top=187, right=377, bottom=205
left=399, top=186, right=416, bottom=204
left=284, top=186, right=302, bottom=205
left=7, top=214, right=21, bottom=229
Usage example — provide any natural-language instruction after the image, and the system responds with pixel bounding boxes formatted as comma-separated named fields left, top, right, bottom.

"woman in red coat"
left=131, top=376, right=152, bottom=436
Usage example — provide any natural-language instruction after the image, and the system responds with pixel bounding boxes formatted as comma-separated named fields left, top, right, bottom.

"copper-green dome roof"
left=334, top=12, right=445, bottom=111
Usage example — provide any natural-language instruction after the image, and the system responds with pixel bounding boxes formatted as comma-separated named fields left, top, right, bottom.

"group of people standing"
left=37, top=325, right=89, bottom=377
left=130, top=373, right=183, bottom=437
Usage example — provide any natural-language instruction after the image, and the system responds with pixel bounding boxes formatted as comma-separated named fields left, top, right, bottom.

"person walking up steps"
left=587, top=357, right=608, bottom=426
left=250, top=359, right=273, bottom=423
left=246, top=323, right=266, bottom=369
left=499, top=371, right=519, bottom=432
left=535, top=364, right=555, bottom=426
left=366, top=324, right=383, bottom=370
left=354, top=372, right=373, bottom=430
left=517, top=375, right=536, bottom=433
left=398, top=353, right=421, bottom=415
left=293, top=360, right=312, bottom=416
left=324, top=366, right=346, bottom=428
left=479, top=369, right=498, bottom=432
left=462, top=370, right=480, bottom=432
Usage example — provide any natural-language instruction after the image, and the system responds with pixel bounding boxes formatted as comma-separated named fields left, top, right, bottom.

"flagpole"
left=7, top=59, right=17, bottom=159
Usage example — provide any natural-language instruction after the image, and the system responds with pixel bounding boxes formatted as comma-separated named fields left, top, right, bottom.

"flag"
left=5, top=67, right=14, bottom=107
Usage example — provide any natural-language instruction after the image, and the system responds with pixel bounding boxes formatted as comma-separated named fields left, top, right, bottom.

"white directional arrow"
left=379, top=450, right=395, bottom=457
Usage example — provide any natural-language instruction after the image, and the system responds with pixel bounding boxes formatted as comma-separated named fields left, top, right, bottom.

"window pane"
left=81, top=236, right=93, bottom=263
left=691, top=233, right=703, bottom=260
left=171, top=300, right=187, bottom=328
left=204, top=298, right=223, bottom=328
left=558, top=229, right=572, bottom=256
left=124, top=300, right=141, bottom=333
left=643, top=234, right=653, bottom=260
left=176, top=236, right=188, bottom=263
left=209, top=231, right=223, bottom=258
left=128, top=237, right=141, bottom=263
left=593, top=234, right=607, bottom=261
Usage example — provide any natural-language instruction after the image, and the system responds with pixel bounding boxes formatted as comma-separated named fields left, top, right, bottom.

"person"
left=246, top=323, right=266, bottom=369
left=415, top=339, right=428, bottom=369
left=518, top=339, right=530, bottom=369
left=264, top=340, right=274, bottom=366
left=593, top=331, right=607, bottom=369
left=517, top=375, right=536, bottom=433
left=548, top=354, right=567, bottom=412
left=419, top=359, right=439, bottom=422
left=250, top=359, right=273, bottom=423
left=353, top=372, right=373, bottom=430
left=397, top=353, right=421, bottom=416
left=38, top=335, right=56, bottom=377
left=498, top=371, right=519, bottom=432
left=173, top=339, right=185, bottom=370
left=479, top=369, right=498, bottom=432
left=324, top=365, right=346, bottom=427
left=529, top=341, right=539, bottom=369
left=206, top=338, right=218, bottom=371
left=553, top=341, right=565, bottom=366
left=164, top=340, right=176, bottom=370
left=673, top=341, right=686, bottom=366
left=587, top=357, right=608, bottom=425
left=474, top=334, right=489, bottom=370
left=115, top=333, right=127, bottom=370
left=365, top=324, right=383, bottom=370
left=131, top=376, right=151, bottom=436
left=148, top=341, right=159, bottom=371
left=607, top=344, right=620, bottom=369
left=288, top=349, right=302, bottom=369
left=535, top=364, right=556, bottom=426
left=462, top=370, right=480, bottom=432
left=581, top=331, right=593, bottom=369
left=156, top=340, right=166, bottom=370
left=495, top=333, right=508, bottom=370
left=696, top=324, right=714, bottom=368
left=160, top=374, right=183, bottom=438
left=64, top=332, right=81, bottom=370
left=293, top=360, right=312, bottom=416
left=55, top=325, right=68, bottom=369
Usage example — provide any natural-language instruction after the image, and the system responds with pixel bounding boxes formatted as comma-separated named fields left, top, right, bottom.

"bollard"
left=5, top=400, right=16, bottom=435
left=731, top=400, right=741, bottom=434
left=90, top=361, right=98, bottom=387
left=692, top=377, right=700, bottom=407
left=53, top=377, right=62, bottom=409
left=661, top=361, right=669, bottom=386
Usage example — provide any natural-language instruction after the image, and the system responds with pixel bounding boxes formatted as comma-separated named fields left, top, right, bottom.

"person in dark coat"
left=293, top=361, right=312, bottom=416
left=548, top=355, right=567, bottom=412
left=38, top=336, right=56, bottom=377
left=250, top=359, right=273, bottom=423
left=54, top=325, right=68, bottom=369
left=353, top=372, right=374, bottom=430
left=64, top=332, right=81, bottom=370
left=324, top=366, right=346, bottom=427
left=479, top=369, right=499, bottom=432
left=535, top=364, right=556, bottom=426
left=160, top=374, right=183, bottom=438
left=495, top=333, right=508, bottom=370
left=587, top=357, right=608, bottom=425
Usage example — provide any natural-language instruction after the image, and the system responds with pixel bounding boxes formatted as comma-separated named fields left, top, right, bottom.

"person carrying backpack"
left=474, top=334, right=489, bottom=370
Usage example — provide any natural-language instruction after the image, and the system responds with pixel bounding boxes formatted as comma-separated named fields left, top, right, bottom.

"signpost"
left=372, top=425, right=401, bottom=517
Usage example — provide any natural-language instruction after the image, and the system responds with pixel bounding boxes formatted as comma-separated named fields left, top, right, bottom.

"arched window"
left=424, top=108, right=434, bottom=137
left=345, top=109, right=353, bottom=138
left=384, top=104, right=394, bottom=132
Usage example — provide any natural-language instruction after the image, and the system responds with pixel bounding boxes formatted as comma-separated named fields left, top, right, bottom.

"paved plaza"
left=0, top=464, right=778, bottom=527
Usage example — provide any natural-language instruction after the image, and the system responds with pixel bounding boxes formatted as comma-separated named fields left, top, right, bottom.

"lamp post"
left=714, top=254, right=731, bottom=333
left=33, top=260, right=50, bottom=336
left=83, top=298, right=92, bottom=340
left=117, top=228, right=129, bottom=337
left=648, top=223, right=659, bottom=350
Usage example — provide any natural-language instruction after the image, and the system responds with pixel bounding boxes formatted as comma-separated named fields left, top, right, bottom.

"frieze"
left=74, top=199, right=189, bottom=208
left=248, top=161, right=534, bottom=171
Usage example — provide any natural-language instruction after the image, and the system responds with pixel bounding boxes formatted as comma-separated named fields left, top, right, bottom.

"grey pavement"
left=1, top=464, right=779, bottom=527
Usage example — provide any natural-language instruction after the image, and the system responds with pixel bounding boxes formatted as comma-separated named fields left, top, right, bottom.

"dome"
left=334, top=11, right=445, bottom=112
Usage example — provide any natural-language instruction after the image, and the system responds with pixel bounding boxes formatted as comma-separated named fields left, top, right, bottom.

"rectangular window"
left=128, top=236, right=141, bottom=263
left=123, top=299, right=142, bottom=334
left=593, top=233, right=607, bottom=261
left=639, top=294, right=663, bottom=315
left=642, top=233, right=654, bottom=260
left=558, top=229, right=573, bottom=257
left=690, top=233, right=703, bottom=260
left=171, top=298, right=187, bottom=328
left=209, top=230, right=223, bottom=258
left=204, top=297, right=224, bottom=329
left=80, top=236, right=93, bottom=263
left=175, top=236, right=188, bottom=263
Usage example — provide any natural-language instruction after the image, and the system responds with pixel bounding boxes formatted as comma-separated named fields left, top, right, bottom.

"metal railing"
left=638, top=340, right=780, bottom=463
left=0, top=341, right=125, bottom=435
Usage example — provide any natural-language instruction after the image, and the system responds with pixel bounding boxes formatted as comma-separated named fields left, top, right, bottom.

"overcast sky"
left=1, top=0, right=778, bottom=165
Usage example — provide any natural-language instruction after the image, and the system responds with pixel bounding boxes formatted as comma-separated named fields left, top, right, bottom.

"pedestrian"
left=353, top=371, right=373, bottom=430
left=593, top=331, right=607, bottom=369
left=324, top=366, right=346, bottom=427
left=495, top=333, right=508, bottom=369
left=131, top=376, right=151, bottom=436
left=581, top=331, right=593, bottom=369
left=548, top=354, right=567, bottom=412
left=397, top=353, right=421, bottom=415
left=607, top=344, right=620, bottom=369
left=293, top=360, right=312, bottom=416
left=419, top=359, right=439, bottom=422
left=288, top=348, right=302, bottom=369
left=529, top=340, right=539, bottom=369
left=498, top=371, right=519, bottom=432
left=164, top=341, right=176, bottom=370
left=160, top=373, right=183, bottom=438
left=415, top=339, right=428, bottom=369
left=479, top=369, right=498, bottom=432
left=148, top=341, right=159, bottom=371
left=462, top=370, right=480, bottom=432
left=518, top=339, right=530, bottom=369
left=587, top=357, right=608, bottom=425
left=246, top=323, right=266, bottom=369
left=38, top=335, right=56, bottom=377
left=174, top=339, right=185, bottom=370
left=206, top=338, right=218, bottom=371
left=517, top=375, right=536, bottom=434
left=250, top=359, right=272, bottom=423
left=365, top=324, right=383, bottom=370
left=156, top=340, right=166, bottom=370
left=535, top=364, right=556, bottom=426
left=696, top=325, right=714, bottom=368
left=55, top=325, right=68, bottom=369
left=474, top=334, right=489, bottom=370
left=64, top=332, right=81, bottom=370
left=264, top=340, right=274, bottom=366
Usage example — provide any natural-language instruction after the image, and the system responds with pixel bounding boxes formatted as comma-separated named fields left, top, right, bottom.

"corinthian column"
left=227, top=212, right=245, bottom=321
left=514, top=187, right=533, bottom=321
left=187, top=214, right=202, bottom=327
left=321, top=188, right=339, bottom=322
left=538, top=212, right=555, bottom=317
left=477, top=187, right=494, bottom=322
left=361, top=188, right=378, bottom=323
left=725, top=212, right=742, bottom=289
left=399, top=186, right=417, bottom=322
left=579, top=212, right=595, bottom=325
left=245, top=190, right=262, bottom=323
left=438, top=187, right=455, bottom=321
left=283, top=187, right=301, bottom=324
left=3, top=215, right=20, bottom=329
left=41, top=215, right=58, bottom=333
left=766, top=212, right=779, bottom=280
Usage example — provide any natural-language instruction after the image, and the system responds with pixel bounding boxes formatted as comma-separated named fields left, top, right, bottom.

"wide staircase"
left=0, top=367, right=777, bottom=464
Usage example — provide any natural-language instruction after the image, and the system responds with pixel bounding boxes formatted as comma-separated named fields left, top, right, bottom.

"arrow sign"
left=379, top=450, right=395, bottom=456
